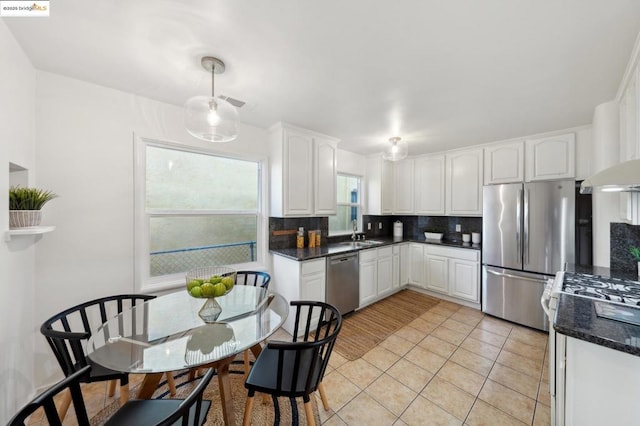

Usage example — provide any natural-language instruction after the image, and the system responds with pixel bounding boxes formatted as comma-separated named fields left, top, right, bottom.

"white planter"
left=9, top=210, right=42, bottom=228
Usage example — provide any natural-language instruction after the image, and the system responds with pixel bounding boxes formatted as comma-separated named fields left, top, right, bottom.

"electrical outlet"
left=378, top=223, right=383, bottom=230
left=456, top=224, right=461, bottom=232
left=367, top=222, right=371, bottom=230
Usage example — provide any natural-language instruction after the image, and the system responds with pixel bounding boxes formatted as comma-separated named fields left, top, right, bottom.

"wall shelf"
left=5, top=226, right=55, bottom=242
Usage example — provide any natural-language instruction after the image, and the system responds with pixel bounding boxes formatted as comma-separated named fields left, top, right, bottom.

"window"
left=136, top=139, right=263, bottom=291
left=329, top=174, right=361, bottom=234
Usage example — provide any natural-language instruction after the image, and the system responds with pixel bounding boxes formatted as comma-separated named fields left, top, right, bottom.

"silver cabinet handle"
left=516, top=189, right=522, bottom=264
left=523, top=188, right=530, bottom=264
left=485, top=268, right=547, bottom=283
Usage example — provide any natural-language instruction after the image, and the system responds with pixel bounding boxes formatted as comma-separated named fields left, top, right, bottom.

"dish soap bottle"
left=296, top=227, right=305, bottom=249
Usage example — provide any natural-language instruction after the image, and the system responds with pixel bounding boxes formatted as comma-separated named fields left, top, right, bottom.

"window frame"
left=134, top=136, right=267, bottom=293
left=329, top=173, right=363, bottom=236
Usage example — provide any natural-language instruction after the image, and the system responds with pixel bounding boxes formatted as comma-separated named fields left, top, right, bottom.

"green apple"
left=189, top=286, right=202, bottom=298
left=187, top=279, right=201, bottom=291
left=200, top=282, right=216, bottom=298
left=209, top=275, right=222, bottom=284
left=213, top=282, right=227, bottom=297
left=221, top=276, right=234, bottom=290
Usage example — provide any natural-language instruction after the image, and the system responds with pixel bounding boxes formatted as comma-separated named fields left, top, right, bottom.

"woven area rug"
left=333, top=289, right=440, bottom=360
left=90, top=363, right=320, bottom=425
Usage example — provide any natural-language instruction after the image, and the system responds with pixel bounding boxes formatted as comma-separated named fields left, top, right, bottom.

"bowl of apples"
left=185, top=266, right=236, bottom=322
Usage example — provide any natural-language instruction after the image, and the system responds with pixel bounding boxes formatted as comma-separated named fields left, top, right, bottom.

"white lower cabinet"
left=359, top=246, right=397, bottom=308
left=272, top=255, right=326, bottom=336
left=399, top=243, right=409, bottom=285
left=409, top=243, right=424, bottom=287
left=423, top=245, right=480, bottom=303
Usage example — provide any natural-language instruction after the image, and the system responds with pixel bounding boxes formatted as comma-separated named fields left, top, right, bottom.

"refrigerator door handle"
left=524, top=188, right=530, bottom=264
left=485, top=268, right=548, bottom=284
left=516, top=189, right=522, bottom=264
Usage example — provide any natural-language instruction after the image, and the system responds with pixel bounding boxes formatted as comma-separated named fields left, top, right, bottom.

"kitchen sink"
left=332, top=240, right=385, bottom=249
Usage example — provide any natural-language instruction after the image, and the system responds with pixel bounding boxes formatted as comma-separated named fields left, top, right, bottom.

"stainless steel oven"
left=541, top=271, right=566, bottom=426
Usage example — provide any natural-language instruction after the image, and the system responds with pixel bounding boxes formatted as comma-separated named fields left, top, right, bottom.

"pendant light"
left=382, top=137, right=408, bottom=161
left=184, top=56, right=239, bottom=142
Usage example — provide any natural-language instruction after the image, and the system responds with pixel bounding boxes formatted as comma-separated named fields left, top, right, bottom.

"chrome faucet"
left=351, top=220, right=358, bottom=241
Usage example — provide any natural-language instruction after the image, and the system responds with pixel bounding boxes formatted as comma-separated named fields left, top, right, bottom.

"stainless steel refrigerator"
left=482, top=180, right=575, bottom=331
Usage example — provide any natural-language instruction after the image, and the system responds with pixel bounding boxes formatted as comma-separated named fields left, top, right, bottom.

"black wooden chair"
left=242, top=301, right=342, bottom=426
left=8, top=365, right=91, bottom=426
left=8, top=365, right=215, bottom=426
left=40, top=294, right=176, bottom=420
left=236, top=270, right=271, bottom=289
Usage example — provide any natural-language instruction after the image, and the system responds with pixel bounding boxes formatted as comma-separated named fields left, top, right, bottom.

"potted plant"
left=9, top=186, right=58, bottom=228
left=630, top=246, right=640, bottom=278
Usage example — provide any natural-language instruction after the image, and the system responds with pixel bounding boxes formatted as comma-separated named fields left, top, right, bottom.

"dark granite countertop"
left=555, top=264, right=640, bottom=356
left=269, top=236, right=481, bottom=261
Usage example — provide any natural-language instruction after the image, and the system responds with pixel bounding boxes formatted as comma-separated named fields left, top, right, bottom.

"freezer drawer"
left=482, top=266, right=549, bottom=331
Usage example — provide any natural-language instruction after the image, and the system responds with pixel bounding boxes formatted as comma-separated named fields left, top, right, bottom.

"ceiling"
left=5, top=0, right=640, bottom=155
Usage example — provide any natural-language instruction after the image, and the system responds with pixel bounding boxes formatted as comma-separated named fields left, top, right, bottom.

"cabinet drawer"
left=377, top=246, right=393, bottom=258
left=359, top=248, right=378, bottom=263
left=301, top=258, right=326, bottom=275
left=425, top=245, right=479, bottom=262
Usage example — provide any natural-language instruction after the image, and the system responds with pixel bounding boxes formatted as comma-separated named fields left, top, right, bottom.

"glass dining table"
left=86, top=286, right=289, bottom=425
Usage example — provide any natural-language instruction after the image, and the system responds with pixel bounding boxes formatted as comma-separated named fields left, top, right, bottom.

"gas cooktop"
left=562, top=272, right=640, bottom=306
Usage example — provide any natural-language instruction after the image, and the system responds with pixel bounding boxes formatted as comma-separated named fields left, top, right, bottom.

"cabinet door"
left=359, top=260, right=378, bottom=307
left=394, top=159, right=414, bottom=213
left=425, top=254, right=448, bottom=294
left=449, top=259, right=479, bottom=302
left=381, top=159, right=394, bottom=214
left=484, top=142, right=524, bottom=184
left=284, top=129, right=314, bottom=215
left=377, top=255, right=393, bottom=297
left=525, top=133, right=575, bottom=181
left=415, top=155, right=445, bottom=215
left=314, top=137, right=338, bottom=215
left=300, top=271, right=326, bottom=332
left=400, top=244, right=410, bottom=285
left=392, top=253, right=400, bottom=290
left=409, top=244, right=424, bottom=287
left=446, top=149, right=483, bottom=216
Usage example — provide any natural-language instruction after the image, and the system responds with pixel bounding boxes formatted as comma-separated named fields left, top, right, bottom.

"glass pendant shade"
left=382, top=137, right=408, bottom=161
left=184, top=95, right=239, bottom=142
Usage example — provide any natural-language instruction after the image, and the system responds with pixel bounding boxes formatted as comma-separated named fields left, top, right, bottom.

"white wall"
left=33, top=71, right=269, bottom=389
left=0, top=21, right=37, bottom=422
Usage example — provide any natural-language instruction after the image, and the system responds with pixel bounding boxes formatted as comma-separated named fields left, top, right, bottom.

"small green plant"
left=630, top=246, right=640, bottom=262
left=9, top=186, right=58, bottom=210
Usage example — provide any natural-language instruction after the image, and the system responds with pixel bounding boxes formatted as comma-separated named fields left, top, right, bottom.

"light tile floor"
left=27, top=297, right=551, bottom=426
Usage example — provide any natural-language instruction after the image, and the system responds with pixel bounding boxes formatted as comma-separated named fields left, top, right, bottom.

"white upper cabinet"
left=445, top=148, right=483, bottom=216
left=415, top=155, right=446, bottom=215
left=314, top=136, right=338, bottom=215
left=484, top=141, right=525, bottom=184
left=525, top=133, right=575, bottom=181
left=620, top=70, right=639, bottom=161
left=269, top=123, right=339, bottom=217
left=393, top=159, right=414, bottom=214
left=366, top=155, right=394, bottom=215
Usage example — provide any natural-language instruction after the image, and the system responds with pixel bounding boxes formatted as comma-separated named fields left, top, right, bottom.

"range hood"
left=580, top=159, right=640, bottom=194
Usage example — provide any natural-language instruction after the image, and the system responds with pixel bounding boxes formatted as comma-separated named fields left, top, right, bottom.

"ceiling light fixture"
left=184, top=56, right=239, bottom=142
left=382, top=136, right=408, bottom=161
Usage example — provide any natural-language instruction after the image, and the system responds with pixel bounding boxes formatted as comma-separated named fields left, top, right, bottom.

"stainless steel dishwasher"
left=326, top=251, right=359, bottom=315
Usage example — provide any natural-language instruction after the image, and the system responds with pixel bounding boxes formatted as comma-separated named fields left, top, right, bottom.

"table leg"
left=216, top=358, right=235, bottom=426
left=136, top=373, right=163, bottom=399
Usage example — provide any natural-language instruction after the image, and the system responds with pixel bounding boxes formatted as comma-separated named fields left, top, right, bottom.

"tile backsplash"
left=363, top=215, right=482, bottom=242
left=268, top=217, right=328, bottom=249
left=610, top=222, right=640, bottom=272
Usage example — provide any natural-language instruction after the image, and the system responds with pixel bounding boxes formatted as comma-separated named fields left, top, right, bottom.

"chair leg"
left=243, top=395, right=255, bottom=426
left=243, top=350, right=250, bottom=378
left=317, top=381, right=330, bottom=411
left=304, top=399, right=316, bottom=426
left=56, top=389, right=72, bottom=421
left=107, top=379, right=117, bottom=397
left=166, top=372, right=177, bottom=396
left=188, top=369, right=197, bottom=381
left=119, top=383, right=130, bottom=405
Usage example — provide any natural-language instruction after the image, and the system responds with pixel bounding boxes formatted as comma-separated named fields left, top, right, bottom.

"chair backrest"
left=268, top=301, right=342, bottom=395
left=8, top=365, right=91, bottom=426
left=236, top=270, right=271, bottom=289
left=40, top=294, right=155, bottom=378
left=156, top=368, right=215, bottom=426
